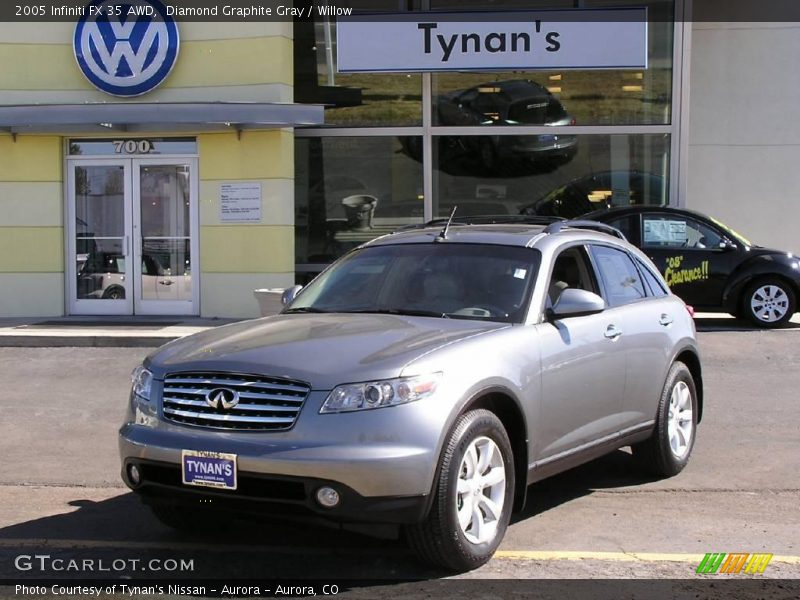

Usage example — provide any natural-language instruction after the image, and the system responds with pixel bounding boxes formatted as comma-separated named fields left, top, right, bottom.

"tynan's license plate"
left=181, top=450, right=237, bottom=490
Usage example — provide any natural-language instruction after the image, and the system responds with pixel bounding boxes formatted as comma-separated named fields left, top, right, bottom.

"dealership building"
left=0, top=0, right=796, bottom=319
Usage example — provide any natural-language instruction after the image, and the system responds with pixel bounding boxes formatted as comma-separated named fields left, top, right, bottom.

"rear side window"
left=590, top=245, right=647, bottom=307
left=603, top=215, right=636, bottom=243
left=635, top=258, right=669, bottom=297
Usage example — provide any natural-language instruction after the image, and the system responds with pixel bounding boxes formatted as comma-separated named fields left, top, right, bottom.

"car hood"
left=147, top=313, right=509, bottom=390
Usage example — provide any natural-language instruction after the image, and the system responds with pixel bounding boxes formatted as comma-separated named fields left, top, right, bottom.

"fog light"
left=128, top=464, right=141, bottom=486
left=315, top=486, right=340, bottom=508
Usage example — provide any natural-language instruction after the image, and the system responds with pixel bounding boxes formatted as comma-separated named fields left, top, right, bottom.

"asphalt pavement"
left=0, top=317, right=798, bottom=596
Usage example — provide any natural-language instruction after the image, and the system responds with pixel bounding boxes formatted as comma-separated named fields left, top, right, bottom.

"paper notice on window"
left=220, top=183, right=262, bottom=223
left=644, top=219, right=687, bottom=245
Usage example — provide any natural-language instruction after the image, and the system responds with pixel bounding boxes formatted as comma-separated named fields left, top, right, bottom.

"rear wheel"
left=404, top=409, right=514, bottom=572
left=632, top=361, right=698, bottom=478
left=741, top=278, right=795, bottom=328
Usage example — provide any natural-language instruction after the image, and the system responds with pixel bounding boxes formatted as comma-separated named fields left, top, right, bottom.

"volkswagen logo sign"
left=205, top=388, right=240, bottom=411
left=73, top=0, right=179, bottom=97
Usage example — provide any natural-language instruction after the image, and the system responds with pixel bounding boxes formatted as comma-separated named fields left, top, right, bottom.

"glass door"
left=133, top=159, right=198, bottom=315
left=68, top=161, right=133, bottom=315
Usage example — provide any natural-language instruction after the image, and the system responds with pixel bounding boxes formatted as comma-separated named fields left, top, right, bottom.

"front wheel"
left=404, top=409, right=514, bottom=571
left=632, top=361, right=698, bottom=478
left=741, top=278, right=796, bottom=328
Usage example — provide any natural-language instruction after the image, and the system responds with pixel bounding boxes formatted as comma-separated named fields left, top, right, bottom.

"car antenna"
left=437, top=206, right=458, bottom=241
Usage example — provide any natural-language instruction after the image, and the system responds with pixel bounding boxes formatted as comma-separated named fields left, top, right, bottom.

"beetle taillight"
left=685, top=304, right=695, bottom=317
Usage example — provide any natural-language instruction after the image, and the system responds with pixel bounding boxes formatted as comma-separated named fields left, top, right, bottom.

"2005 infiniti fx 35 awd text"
left=120, top=217, right=702, bottom=572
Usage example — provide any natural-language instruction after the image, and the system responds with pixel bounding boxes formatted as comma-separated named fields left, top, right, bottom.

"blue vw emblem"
left=74, top=0, right=179, bottom=97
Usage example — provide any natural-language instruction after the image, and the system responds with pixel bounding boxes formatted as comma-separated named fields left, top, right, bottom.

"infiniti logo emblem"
left=205, top=388, right=239, bottom=411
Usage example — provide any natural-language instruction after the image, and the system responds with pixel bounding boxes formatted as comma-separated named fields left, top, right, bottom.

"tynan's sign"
left=74, top=0, right=180, bottom=97
left=337, top=9, right=647, bottom=73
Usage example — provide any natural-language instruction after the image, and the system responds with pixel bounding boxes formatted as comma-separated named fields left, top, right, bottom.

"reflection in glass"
left=139, top=165, right=191, bottom=301
left=294, top=9, right=422, bottom=127
left=433, top=134, right=670, bottom=219
left=75, top=166, right=127, bottom=300
left=295, top=137, right=424, bottom=278
left=430, top=0, right=674, bottom=126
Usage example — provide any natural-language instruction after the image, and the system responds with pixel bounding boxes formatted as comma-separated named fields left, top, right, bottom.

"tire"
left=404, top=409, right=514, bottom=572
left=102, top=285, right=125, bottom=300
left=632, top=361, right=698, bottom=478
left=741, top=278, right=796, bottom=328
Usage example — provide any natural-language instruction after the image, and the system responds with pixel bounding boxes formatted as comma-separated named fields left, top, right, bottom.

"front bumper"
left=122, top=458, right=429, bottom=524
left=119, top=390, right=450, bottom=524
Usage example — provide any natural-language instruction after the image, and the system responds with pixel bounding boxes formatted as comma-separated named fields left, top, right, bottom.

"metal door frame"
left=65, top=155, right=199, bottom=316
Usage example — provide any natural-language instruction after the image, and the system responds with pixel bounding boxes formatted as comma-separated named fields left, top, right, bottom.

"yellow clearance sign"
left=664, top=255, right=710, bottom=287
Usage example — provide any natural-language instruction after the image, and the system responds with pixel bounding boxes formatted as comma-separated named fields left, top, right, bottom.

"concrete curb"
left=0, top=335, right=178, bottom=348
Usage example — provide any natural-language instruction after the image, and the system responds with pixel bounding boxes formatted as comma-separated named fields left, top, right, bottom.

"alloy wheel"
left=456, top=436, right=506, bottom=545
left=667, top=381, right=694, bottom=459
left=750, top=284, right=790, bottom=323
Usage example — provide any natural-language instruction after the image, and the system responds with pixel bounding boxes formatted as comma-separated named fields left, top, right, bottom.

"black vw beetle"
left=583, top=206, right=800, bottom=327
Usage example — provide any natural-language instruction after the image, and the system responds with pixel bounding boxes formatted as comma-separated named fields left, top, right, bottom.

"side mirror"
left=719, top=239, right=737, bottom=251
left=550, top=288, right=606, bottom=318
left=281, top=285, right=303, bottom=306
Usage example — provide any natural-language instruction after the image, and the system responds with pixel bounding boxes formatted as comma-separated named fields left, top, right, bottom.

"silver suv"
left=121, top=218, right=702, bottom=571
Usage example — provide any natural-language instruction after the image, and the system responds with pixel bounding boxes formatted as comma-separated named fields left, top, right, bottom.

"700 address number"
left=113, top=140, right=154, bottom=154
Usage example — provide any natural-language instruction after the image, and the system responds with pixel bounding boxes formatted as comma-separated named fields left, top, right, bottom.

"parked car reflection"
left=405, top=80, right=578, bottom=175
left=77, top=252, right=191, bottom=301
left=520, top=171, right=667, bottom=219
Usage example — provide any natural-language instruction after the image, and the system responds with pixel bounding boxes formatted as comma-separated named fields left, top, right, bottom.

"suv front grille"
left=162, top=372, right=310, bottom=431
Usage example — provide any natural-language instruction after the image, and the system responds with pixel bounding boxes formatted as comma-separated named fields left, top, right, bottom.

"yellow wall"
left=0, top=135, right=64, bottom=316
left=198, top=130, right=295, bottom=318
left=0, top=23, right=293, bottom=104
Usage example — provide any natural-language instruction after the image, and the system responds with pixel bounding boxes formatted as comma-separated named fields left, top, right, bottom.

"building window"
left=295, top=136, right=424, bottom=280
left=294, top=0, right=678, bottom=277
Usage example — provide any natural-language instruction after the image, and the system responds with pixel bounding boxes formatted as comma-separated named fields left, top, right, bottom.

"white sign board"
left=644, top=219, right=687, bottom=245
left=220, top=183, right=262, bottom=223
left=337, top=9, right=647, bottom=72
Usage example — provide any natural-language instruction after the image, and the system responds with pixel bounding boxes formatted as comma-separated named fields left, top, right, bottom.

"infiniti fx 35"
left=121, top=219, right=702, bottom=571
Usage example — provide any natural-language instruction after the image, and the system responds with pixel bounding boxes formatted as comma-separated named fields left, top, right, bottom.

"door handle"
left=659, top=314, right=674, bottom=326
left=159, top=280, right=174, bottom=286
left=604, top=324, right=623, bottom=340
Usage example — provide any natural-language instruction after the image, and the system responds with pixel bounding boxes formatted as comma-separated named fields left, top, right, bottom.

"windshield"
left=708, top=216, right=752, bottom=247
left=287, top=243, right=541, bottom=323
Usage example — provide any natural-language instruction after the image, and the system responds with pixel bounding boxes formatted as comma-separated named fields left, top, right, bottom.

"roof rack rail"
left=396, top=215, right=564, bottom=232
left=542, top=219, right=626, bottom=240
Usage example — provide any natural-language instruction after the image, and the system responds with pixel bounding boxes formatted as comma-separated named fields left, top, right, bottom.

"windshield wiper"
left=339, top=308, right=450, bottom=319
left=282, top=307, right=329, bottom=314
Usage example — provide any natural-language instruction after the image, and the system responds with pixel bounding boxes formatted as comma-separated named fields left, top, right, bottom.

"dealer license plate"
left=181, top=450, right=237, bottom=490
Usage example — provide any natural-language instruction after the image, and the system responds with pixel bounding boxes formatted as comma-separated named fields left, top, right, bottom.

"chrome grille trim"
left=162, top=371, right=310, bottom=431
left=163, top=397, right=300, bottom=412
left=165, top=377, right=308, bottom=394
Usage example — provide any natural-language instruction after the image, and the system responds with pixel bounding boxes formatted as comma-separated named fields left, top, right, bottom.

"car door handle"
left=159, top=280, right=173, bottom=286
left=604, top=324, right=623, bottom=340
left=659, top=314, right=674, bottom=326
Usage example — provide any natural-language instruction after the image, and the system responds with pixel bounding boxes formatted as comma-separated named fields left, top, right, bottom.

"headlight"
left=320, top=373, right=441, bottom=414
left=131, top=366, right=153, bottom=401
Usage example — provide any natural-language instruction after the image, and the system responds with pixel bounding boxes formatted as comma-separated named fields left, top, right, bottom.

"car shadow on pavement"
left=0, top=492, right=444, bottom=581
left=0, top=451, right=654, bottom=582
left=514, top=449, right=657, bottom=524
